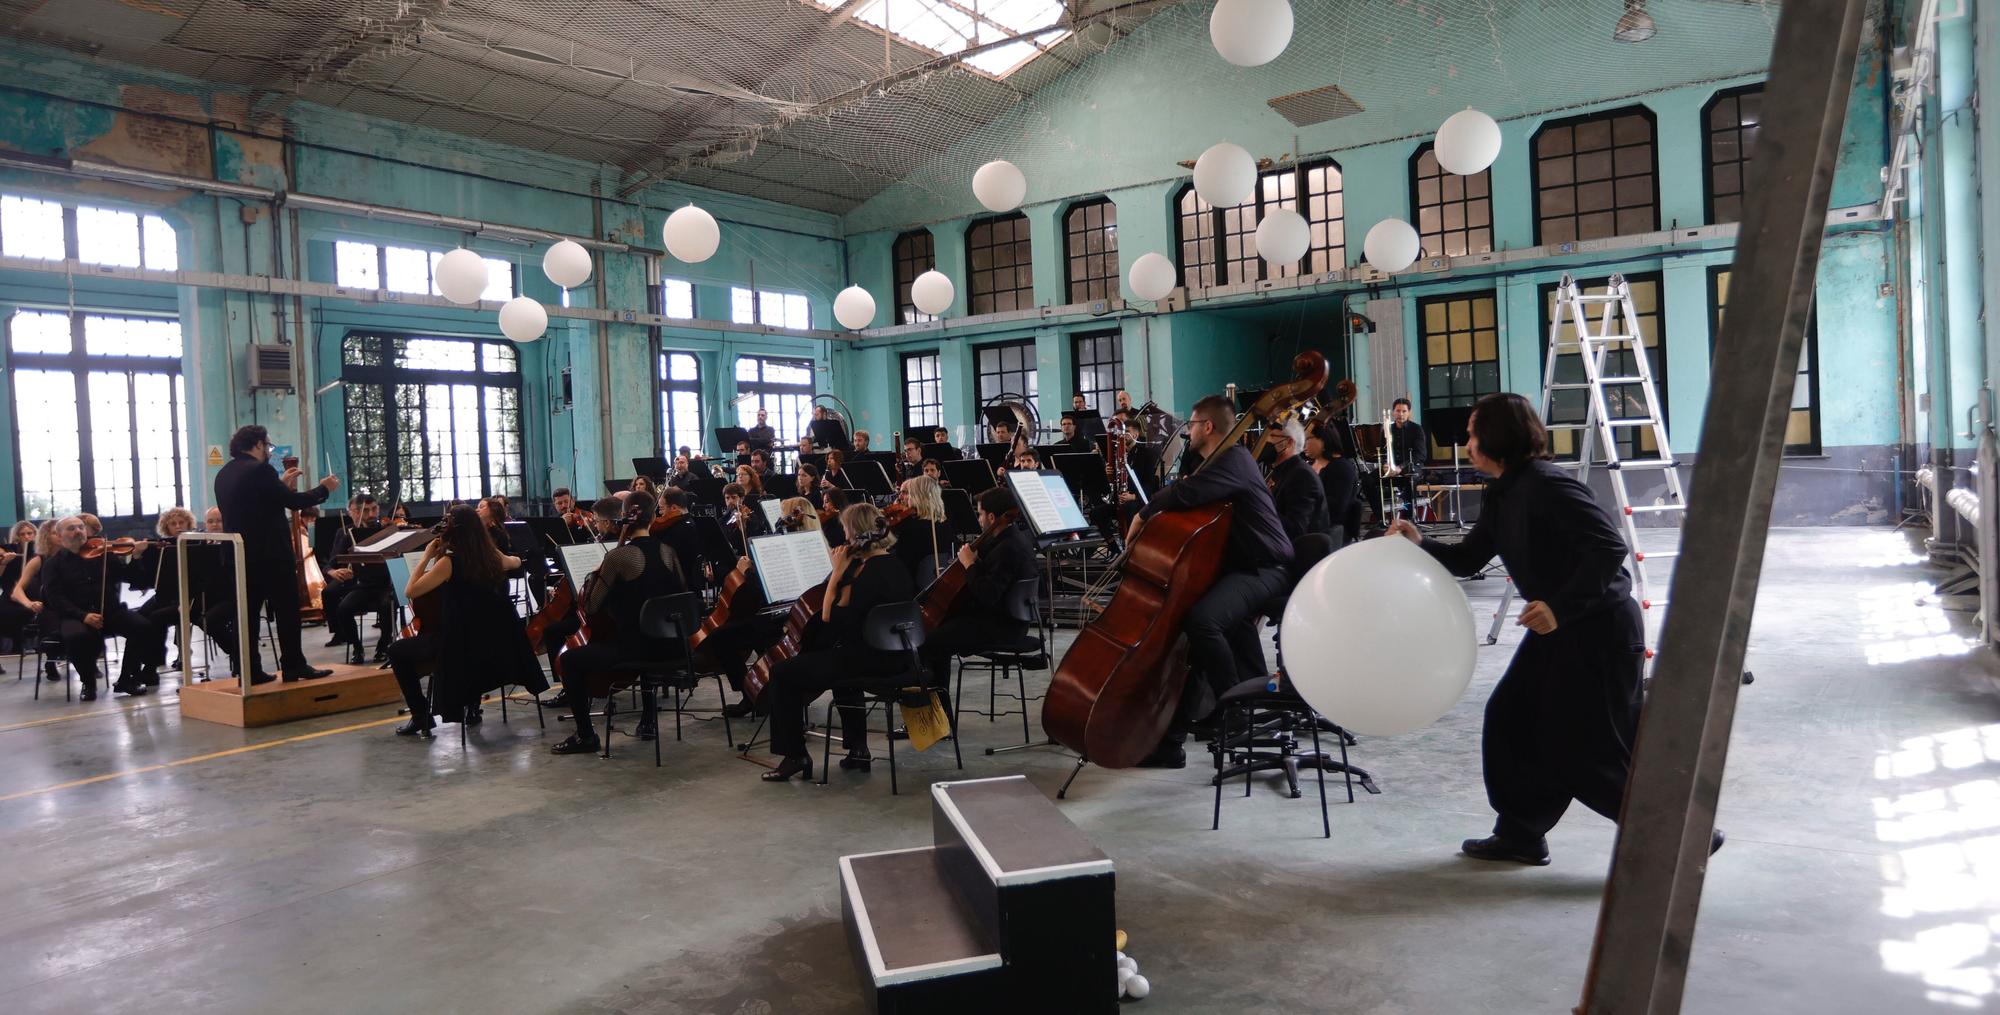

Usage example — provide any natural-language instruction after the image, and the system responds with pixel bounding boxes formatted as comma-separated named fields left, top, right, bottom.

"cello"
left=1040, top=351, right=1331, bottom=769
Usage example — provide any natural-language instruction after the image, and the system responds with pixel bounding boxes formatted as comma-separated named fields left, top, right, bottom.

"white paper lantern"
left=663, top=204, right=720, bottom=264
left=435, top=248, right=490, bottom=305
left=498, top=296, right=548, bottom=343
left=1192, top=142, right=1257, bottom=208
left=1255, top=209, right=1309, bottom=266
left=1435, top=108, right=1503, bottom=176
left=1210, top=0, right=1294, bottom=67
left=911, top=270, right=954, bottom=316
left=833, top=286, right=876, bottom=330
left=1363, top=218, right=1422, bottom=273
left=1127, top=252, right=1177, bottom=302
left=971, top=160, right=1027, bottom=213
left=542, top=239, right=592, bottom=289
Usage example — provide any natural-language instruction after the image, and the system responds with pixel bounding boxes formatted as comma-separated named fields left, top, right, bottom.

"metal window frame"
left=965, top=212, right=1034, bottom=315
left=900, top=350, right=943, bottom=432
left=1701, top=83, right=1765, bottom=226
left=338, top=330, right=524, bottom=506
left=893, top=229, right=937, bottom=325
left=1530, top=105, right=1662, bottom=246
left=973, top=337, right=1037, bottom=408
left=1708, top=264, right=1821, bottom=456
left=658, top=350, right=705, bottom=457
left=1414, top=290, right=1503, bottom=425
left=1068, top=329, right=1124, bottom=415
left=1536, top=271, right=1669, bottom=461
left=1408, top=143, right=1496, bottom=259
left=1061, top=197, right=1119, bottom=305
left=1171, top=157, right=1345, bottom=288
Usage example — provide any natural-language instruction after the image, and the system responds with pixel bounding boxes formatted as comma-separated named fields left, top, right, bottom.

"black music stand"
left=1428, top=406, right=1473, bottom=448
left=693, top=515, right=735, bottom=564
left=1062, top=409, right=1106, bottom=442
left=920, top=442, right=961, bottom=462
left=523, top=515, right=574, bottom=549
left=940, top=488, right=979, bottom=537
left=1234, top=388, right=1269, bottom=414
left=981, top=406, right=1021, bottom=433
left=975, top=442, right=1010, bottom=469
left=686, top=478, right=728, bottom=511
left=808, top=418, right=851, bottom=451
left=843, top=459, right=894, bottom=497
left=1051, top=453, right=1110, bottom=500
left=941, top=458, right=997, bottom=495
left=800, top=452, right=829, bottom=474
left=602, top=479, right=633, bottom=496
left=631, top=457, right=669, bottom=483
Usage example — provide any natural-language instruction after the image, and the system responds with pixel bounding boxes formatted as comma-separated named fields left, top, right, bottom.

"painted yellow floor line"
left=0, top=714, right=406, bottom=803
left=0, top=698, right=178, bottom=733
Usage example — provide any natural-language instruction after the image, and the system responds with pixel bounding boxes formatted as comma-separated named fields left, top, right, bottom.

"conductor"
left=214, top=424, right=340, bottom=682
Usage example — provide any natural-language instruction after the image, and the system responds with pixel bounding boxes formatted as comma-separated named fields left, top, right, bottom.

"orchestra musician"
left=213, top=424, right=338, bottom=682
left=795, top=434, right=815, bottom=458
left=1071, top=393, right=1088, bottom=412
left=1379, top=397, right=1428, bottom=519
left=1265, top=418, right=1329, bottom=542
left=388, top=504, right=548, bottom=738
left=719, top=481, right=768, bottom=558
left=852, top=430, right=872, bottom=454
left=746, top=408, right=776, bottom=446
left=320, top=493, right=396, bottom=665
left=750, top=449, right=774, bottom=481
left=665, top=455, right=697, bottom=488
left=546, top=489, right=688, bottom=753
left=735, top=464, right=768, bottom=502
left=919, top=488, right=1036, bottom=690
left=630, top=476, right=657, bottom=500
left=990, top=418, right=1016, bottom=447
left=40, top=516, right=165, bottom=700
left=126, top=507, right=200, bottom=683
left=930, top=426, right=951, bottom=447
left=1056, top=415, right=1090, bottom=453
left=820, top=488, right=851, bottom=547
left=796, top=464, right=826, bottom=507
left=535, top=496, right=618, bottom=680
left=758, top=502, right=916, bottom=782
left=10, top=521, right=59, bottom=679
left=1007, top=448, right=1041, bottom=475
left=922, top=458, right=946, bottom=486
left=900, top=437, right=926, bottom=481
left=734, top=439, right=753, bottom=461
left=552, top=487, right=595, bottom=544
left=1305, top=424, right=1362, bottom=548
left=821, top=449, right=848, bottom=490
left=779, top=496, right=821, bottom=536
left=0, top=520, right=34, bottom=649
left=653, top=487, right=705, bottom=594
left=388, top=501, right=411, bottom=527
left=1382, top=393, right=1718, bottom=866
left=201, top=506, right=224, bottom=532
left=889, top=475, right=955, bottom=586
left=1131, top=394, right=1294, bottom=769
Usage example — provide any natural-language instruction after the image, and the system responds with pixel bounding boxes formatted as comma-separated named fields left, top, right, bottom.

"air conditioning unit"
left=248, top=344, right=294, bottom=390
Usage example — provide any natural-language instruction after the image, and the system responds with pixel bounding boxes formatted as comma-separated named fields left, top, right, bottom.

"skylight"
left=812, top=0, right=1072, bottom=77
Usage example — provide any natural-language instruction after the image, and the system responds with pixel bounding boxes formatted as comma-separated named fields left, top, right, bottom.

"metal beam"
left=1577, top=2, right=1866, bottom=1012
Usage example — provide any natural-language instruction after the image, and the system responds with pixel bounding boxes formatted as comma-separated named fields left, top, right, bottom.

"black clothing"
left=324, top=580, right=396, bottom=649
left=1418, top=459, right=1641, bottom=842
left=40, top=548, right=125, bottom=625
left=1268, top=455, right=1329, bottom=542
left=1318, top=459, right=1362, bottom=547
left=655, top=518, right=707, bottom=594
left=327, top=522, right=392, bottom=589
left=388, top=630, right=439, bottom=721
left=42, top=548, right=163, bottom=686
left=824, top=553, right=914, bottom=649
left=891, top=516, right=955, bottom=587
left=1180, top=564, right=1288, bottom=706
left=214, top=452, right=330, bottom=675
left=1124, top=443, right=1163, bottom=499
left=766, top=553, right=915, bottom=757
left=920, top=521, right=1037, bottom=688
left=426, top=560, right=549, bottom=721
left=1140, top=444, right=1293, bottom=572
left=746, top=424, right=776, bottom=445
left=559, top=535, right=685, bottom=701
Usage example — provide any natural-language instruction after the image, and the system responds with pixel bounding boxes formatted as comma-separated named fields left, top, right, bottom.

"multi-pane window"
left=659, top=352, right=704, bottom=456
left=734, top=355, right=814, bottom=467
left=1071, top=331, right=1123, bottom=415
left=1539, top=274, right=1666, bottom=462
left=1411, top=144, right=1494, bottom=259
left=1416, top=293, right=1502, bottom=460
left=730, top=287, right=811, bottom=329
left=974, top=339, right=1037, bottom=409
left=902, top=352, right=944, bottom=432
left=1711, top=267, right=1818, bottom=455
left=333, top=241, right=516, bottom=301
left=966, top=213, right=1033, bottom=315
left=1175, top=159, right=1344, bottom=288
left=341, top=334, right=523, bottom=504
left=8, top=310, right=189, bottom=522
left=0, top=194, right=178, bottom=269
left=662, top=278, right=695, bottom=319
left=1704, top=85, right=1763, bottom=224
left=1063, top=199, right=1119, bottom=303
left=1532, top=108, right=1658, bottom=245
left=893, top=230, right=937, bottom=325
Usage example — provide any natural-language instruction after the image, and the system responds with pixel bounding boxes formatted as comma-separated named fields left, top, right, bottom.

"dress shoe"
left=1461, top=835, right=1552, bottom=866
left=283, top=666, right=333, bottom=681
left=840, top=750, right=873, bottom=772
left=372, top=645, right=391, bottom=665
left=761, top=754, right=814, bottom=782
left=139, top=665, right=160, bottom=687
left=112, top=679, right=149, bottom=698
left=249, top=671, right=277, bottom=686
left=323, top=634, right=346, bottom=648
left=721, top=697, right=755, bottom=719
left=44, top=661, right=61, bottom=682
left=345, top=645, right=364, bottom=666
left=1711, top=829, right=1726, bottom=855
left=394, top=720, right=434, bottom=739
left=1135, top=739, right=1187, bottom=769
left=549, top=733, right=601, bottom=755
left=80, top=684, right=98, bottom=702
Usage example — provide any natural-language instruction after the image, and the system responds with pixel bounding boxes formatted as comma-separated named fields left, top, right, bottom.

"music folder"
left=385, top=549, right=429, bottom=608
left=715, top=426, right=752, bottom=451
left=556, top=541, right=610, bottom=586
left=919, top=442, right=961, bottom=462
left=1051, top=452, right=1110, bottom=499
left=1006, top=469, right=1094, bottom=538
left=940, top=458, right=997, bottom=495
left=747, top=530, right=833, bottom=605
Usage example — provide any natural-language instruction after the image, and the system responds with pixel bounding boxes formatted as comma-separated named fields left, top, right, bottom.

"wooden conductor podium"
left=173, top=528, right=427, bottom=729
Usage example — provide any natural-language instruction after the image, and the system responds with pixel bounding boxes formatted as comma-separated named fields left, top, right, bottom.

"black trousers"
left=58, top=605, right=162, bottom=686
left=324, top=581, right=395, bottom=649
left=766, top=647, right=904, bottom=758
left=1184, top=565, right=1288, bottom=697
left=1484, top=598, right=1645, bottom=844
left=921, top=614, right=1027, bottom=689
left=0, top=597, right=33, bottom=645
left=242, top=559, right=307, bottom=675
left=700, top=615, right=785, bottom=691
left=388, top=631, right=438, bottom=721
left=556, top=640, right=657, bottom=737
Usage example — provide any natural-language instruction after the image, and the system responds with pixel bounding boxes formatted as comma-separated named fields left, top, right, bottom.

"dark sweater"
left=1140, top=444, right=1293, bottom=571
left=1419, top=459, right=1632, bottom=626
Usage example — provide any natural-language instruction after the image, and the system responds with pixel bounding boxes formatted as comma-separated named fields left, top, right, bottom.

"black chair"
left=600, top=592, right=711, bottom=766
left=950, top=577, right=1045, bottom=747
left=818, top=601, right=960, bottom=794
left=26, top=621, right=72, bottom=702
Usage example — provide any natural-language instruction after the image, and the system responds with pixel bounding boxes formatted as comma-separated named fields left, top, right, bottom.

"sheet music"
left=749, top=531, right=833, bottom=604
left=758, top=498, right=785, bottom=529
left=386, top=550, right=426, bottom=607
left=1006, top=470, right=1093, bottom=536
left=559, top=541, right=610, bottom=582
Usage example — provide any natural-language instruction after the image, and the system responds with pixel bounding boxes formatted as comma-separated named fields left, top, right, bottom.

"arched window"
left=341, top=333, right=523, bottom=504
left=892, top=230, right=936, bottom=324
left=1409, top=144, right=1493, bottom=259
left=966, top=213, right=1032, bottom=314
left=1175, top=158, right=1344, bottom=288
left=1532, top=106, right=1658, bottom=245
left=1063, top=198, right=1119, bottom=303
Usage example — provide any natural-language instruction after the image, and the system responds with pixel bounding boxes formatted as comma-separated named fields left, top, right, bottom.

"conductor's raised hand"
left=319, top=474, right=340, bottom=492
left=1386, top=518, right=1423, bottom=545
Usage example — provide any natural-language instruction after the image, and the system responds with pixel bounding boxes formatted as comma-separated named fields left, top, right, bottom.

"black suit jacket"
left=1269, top=455, right=1329, bottom=542
left=213, top=453, right=330, bottom=568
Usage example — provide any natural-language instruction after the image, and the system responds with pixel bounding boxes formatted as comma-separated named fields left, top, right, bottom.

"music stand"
left=1051, top=452, right=1110, bottom=500
left=715, top=426, right=751, bottom=454
left=981, top=406, right=1021, bottom=433
left=1234, top=388, right=1269, bottom=414
left=693, top=515, right=735, bottom=563
left=1062, top=409, right=1106, bottom=442
left=940, top=488, right=979, bottom=537
left=631, top=456, right=669, bottom=483
left=523, top=515, right=573, bottom=548
left=808, top=418, right=851, bottom=451
left=1428, top=406, right=1472, bottom=448
left=799, top=452, right=829, bottom=474
left=941, top=458, right=997, bottom=495
left=920, top=442, right=961, bottom=462
left=975, top=443, right=1010, bottom=469
left=686, top=478, right=728, bottom=511
left=1004, top=469, right=1095, bottom=538
left=843, top=459, right=894, bottom=497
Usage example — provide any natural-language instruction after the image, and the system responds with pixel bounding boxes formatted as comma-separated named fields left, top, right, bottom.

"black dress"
left=891, top=515, right=955, bottom=586
left=1418, top=459, right=1642, bottom=846
left=765, top=553, right=918, bottom=758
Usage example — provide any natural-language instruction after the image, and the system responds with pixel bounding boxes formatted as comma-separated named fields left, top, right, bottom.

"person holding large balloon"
left=1386, top=393, right=1719, bottom=866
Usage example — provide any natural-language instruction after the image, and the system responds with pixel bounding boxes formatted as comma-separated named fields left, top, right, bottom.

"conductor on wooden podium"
left=214, top=424, right=339, bottom=682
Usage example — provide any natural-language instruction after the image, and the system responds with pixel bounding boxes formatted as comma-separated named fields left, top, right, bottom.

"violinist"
left=919, top=487, right=1036, bottom=690
left=320, top=494, right=396, bottom=666
left=11, top=522, right=59, bottom=656
left=388, top=501, right=411, bottom=527
left=535, top=496, right=619, bottom=679
left=389, top=504, right=547, bottom=738
left=126, top=507, right=201, bottom=683
left=1266, top=418, right=1329, bottom=542
left=548, top=490, right=687, bottom=754
left=0, top=520, right=34, bottom=649
left=214, top=424, right=338, bottom=682
left=779, top=496, right=821, bottom=536
left=889, top=475, right=955, bottom=586
left=552, top=487, right=594, bottom=544
left=720, top=482, right=771, bottom=558
left=1131, top=394, right=1294, bottom=769
left=652, top=487, right=705, bottom=594
left=759, top=503, right=915, bottom=782
left=41, top=516, right=164, bottom=700
left=820, top=488, right=851, bottom=547
left=201, top=506, right=224, bottom=532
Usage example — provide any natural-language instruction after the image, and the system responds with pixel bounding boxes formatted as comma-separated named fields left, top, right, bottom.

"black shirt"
left=214, top=453, right=330, bottom=566
left=746, top=424, right=776, bottom=445
left=1140, top=444, right=1293, bottom=572
left=827, top=552, right=916, bottom=649
left=1318, top=458, right=1360, bottom=526
left=1420, top=459, right=1632, bottom=626
left=328, top=521, right=392, bottom=589
left=891, top=516, right=955, bottom=585
left=965, top=520, right=1036, bottom=614
left=42, top=548, right=125, bottom=621
left=1389, top=420, right=1427, bottom=472
left=1268, top=454, right=1329, bottom=542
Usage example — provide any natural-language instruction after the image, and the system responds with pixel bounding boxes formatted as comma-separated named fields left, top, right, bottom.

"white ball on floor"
left=1118, top=954, right=1137, bottom=973
left=1125, top=973, right=1151, bottom=999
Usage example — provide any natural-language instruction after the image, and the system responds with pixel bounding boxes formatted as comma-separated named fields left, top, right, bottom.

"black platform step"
left=839, top=846, right=1004, bottom=1014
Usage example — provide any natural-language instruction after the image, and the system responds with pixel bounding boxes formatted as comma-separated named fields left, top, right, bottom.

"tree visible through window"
left=341, top=333, right=523, bottom=504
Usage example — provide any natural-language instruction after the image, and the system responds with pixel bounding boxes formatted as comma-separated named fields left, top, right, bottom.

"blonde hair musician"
left=890, top=475, right=955, bottom=585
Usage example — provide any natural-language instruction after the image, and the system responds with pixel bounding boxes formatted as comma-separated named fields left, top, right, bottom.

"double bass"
left=1040, top=351, right=1331, bottom=769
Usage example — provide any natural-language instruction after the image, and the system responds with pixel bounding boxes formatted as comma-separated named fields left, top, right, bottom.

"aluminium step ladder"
left=1541, top=274, right=1686, bottom=623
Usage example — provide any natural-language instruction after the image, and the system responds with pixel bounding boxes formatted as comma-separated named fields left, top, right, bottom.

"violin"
left=79, top=536, right=153, bottom=559
left=881, top=501, right=915, bottom=527
left=647, top=503, right=688, bottom=535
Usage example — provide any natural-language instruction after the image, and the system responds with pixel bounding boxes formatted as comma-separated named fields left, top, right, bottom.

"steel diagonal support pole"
left=1578, top=2, right=1865, bottom=1012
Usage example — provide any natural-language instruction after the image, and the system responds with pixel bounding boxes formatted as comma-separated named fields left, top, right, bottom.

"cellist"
left=536, top=496, right=619, bottom=681
left=1129, top=393, right=1294, bottom=769
left=919, top=487, right=1036, bottom=691
left=548, top=490, right=686, bottom=755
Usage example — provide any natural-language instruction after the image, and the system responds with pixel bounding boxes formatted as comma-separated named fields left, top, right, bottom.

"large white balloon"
left=435, top=248, right=490, bottom=305
left=1127, top=252, right=1177, bottom=301
left=1435, top=108, right=1503, bottom=176
left=1364, top=218, right=1422, bottom=273
left=663, top=204, right=720, bottom=263
left=971, top=160, right=1027, bottom=213
left=541, top=239, right=592, bottom=289
left=833, top=286, right=876, bottom=330
left=1210, top=0, right=1294, bottom=67
left=1280, top=537, right=1476, bottom=736
left=497, top=296, right=548, bottom=343
left=1254, top=209, right=1309, bottom=266
left=1192, top=142, right=1257, bottom=208
left=911, top=270, right=954, bottom=316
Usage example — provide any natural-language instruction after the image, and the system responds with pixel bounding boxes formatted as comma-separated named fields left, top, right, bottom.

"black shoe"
left=80, top=684, right=97, bottom=702
left=888, top=726, right=909, bottom=741
left=840, top=750, right=873, bottom=772
left=112, top=679, right=149, bottom=698
left=634, top=719, right=657, bottom=741
left=394, top=720, right=434, bottom=738
left=761, top=754, right=814, bottom=782
left=249, top=671, right=277, bottom=686
left=1711, top=829, right=1726, bottom=856
left=283, top=666, right=333, bottom=681
left=1461, top=835, right=1551, bottom=866
left=324, top=634, right=346, bottom=648
left=372, top=645, right=390, bottom=665
left=345, top=645, right=364, bottom=666
left=138, top=665, right=160, bottom=687
left=463, top=707, right=483, bottom=727
left=550, top=733, right=601, bottom=755
left=44, top=662, right=60, bottom=682
left=722, top=697, right=755, bottom=718
left=1135, top=739, right=1187, bottom=769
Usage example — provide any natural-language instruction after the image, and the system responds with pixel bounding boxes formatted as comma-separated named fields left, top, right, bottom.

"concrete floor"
left=1, top=526, right=1996, bottom=1013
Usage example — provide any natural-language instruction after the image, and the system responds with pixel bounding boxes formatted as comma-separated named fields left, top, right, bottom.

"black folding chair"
left=818, top=601, right=953, bottom=795
left=601, top=592, right=709, bottom=766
